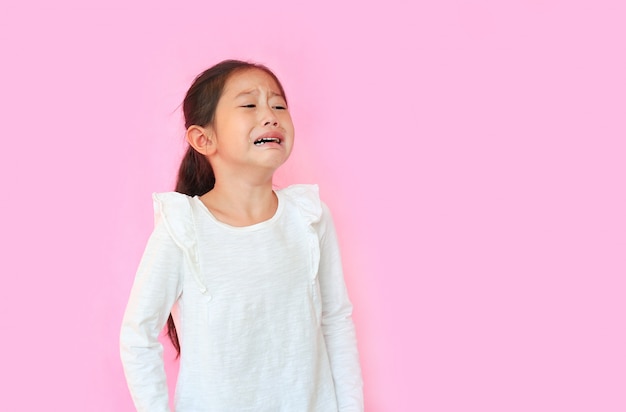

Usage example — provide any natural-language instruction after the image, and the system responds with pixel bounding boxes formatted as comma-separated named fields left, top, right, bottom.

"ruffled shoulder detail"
left=278, top=184, right=324, bottom=282
left=278, top=184, right=323, bottom=225
left=152, top=192, right=195, bottom=251
left=152, top=192, right=207, bottom=293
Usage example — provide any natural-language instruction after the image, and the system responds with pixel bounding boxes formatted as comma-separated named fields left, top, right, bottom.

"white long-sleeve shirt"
left=120, top=184, right=363, bottom=411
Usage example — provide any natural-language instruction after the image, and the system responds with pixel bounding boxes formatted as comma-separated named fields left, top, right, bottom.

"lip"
left=253, top=130, right=285, bottom=146
left=256, top=130, right=284, bottom=142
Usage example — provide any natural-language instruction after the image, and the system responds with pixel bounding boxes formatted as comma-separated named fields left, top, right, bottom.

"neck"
left=200, top=177, right=278, bottom=227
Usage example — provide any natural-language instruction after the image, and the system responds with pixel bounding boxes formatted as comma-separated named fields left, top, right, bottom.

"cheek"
left=219, top=114, right=247, bottom=134
left=282, top=113, right=295, bottom=133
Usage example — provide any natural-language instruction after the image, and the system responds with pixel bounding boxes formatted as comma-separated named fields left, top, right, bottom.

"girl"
left=120, top=60, right=363, bottom=411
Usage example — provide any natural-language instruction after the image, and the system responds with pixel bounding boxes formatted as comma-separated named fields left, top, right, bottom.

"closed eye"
left=241, top=104, right=256, bottom=108
left=273, top=105, right=287, bottom=110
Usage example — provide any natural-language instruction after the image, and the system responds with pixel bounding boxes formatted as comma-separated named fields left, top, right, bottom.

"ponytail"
left=176, top=146, right=216, bottom=196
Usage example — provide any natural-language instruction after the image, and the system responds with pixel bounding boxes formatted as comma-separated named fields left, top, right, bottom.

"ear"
left=186, top=125, right=216, bottom=156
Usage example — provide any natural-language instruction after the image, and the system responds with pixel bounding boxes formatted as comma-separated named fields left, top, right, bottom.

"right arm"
left=120, top=219, right=183, bottom=412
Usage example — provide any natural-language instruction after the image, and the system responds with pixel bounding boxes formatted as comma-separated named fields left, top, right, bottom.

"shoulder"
left=151, top=192, right=196, bottom=251
left=279, top=183, right=320, bottom=213
left=152, top=192, right=194, bottom=218
left=278, top=183, right=319, bottom=201
left=152, top=191, right=193, bottom=207
left=277, top=184, right=333, bottom=225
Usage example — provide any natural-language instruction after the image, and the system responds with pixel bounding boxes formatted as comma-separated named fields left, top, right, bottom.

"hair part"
left=167, top=59, right=288, bottom=357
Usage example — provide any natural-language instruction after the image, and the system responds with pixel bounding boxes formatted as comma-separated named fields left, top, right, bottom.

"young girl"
left=120, top=60, right=363, bottom=411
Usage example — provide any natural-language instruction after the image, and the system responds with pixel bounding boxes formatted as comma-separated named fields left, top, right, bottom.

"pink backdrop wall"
left=1, top=1, right=624, bottom=410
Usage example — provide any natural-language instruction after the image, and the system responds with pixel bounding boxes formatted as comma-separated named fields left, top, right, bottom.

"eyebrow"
left=234, top=89, right=284, bottom=99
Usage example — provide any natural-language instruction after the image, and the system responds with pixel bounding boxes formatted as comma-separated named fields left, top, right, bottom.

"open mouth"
left=253, top=137, right=282, bottom=146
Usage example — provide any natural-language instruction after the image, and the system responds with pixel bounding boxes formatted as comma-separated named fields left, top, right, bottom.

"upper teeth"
left=254, top=137, right=281, bottom=145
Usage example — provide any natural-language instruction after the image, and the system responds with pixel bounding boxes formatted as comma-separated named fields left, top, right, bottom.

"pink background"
left=1, top=1, right=624, bottom=410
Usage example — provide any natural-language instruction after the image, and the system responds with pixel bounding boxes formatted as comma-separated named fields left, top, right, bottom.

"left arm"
left=317, top=202, right=364, bottom=411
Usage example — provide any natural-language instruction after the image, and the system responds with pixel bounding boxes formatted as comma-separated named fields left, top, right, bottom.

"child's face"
left=210, top=68, right=294, bottom=173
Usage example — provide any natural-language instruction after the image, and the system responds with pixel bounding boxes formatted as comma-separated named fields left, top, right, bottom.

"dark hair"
left=166, top=59, right=288, bottom=357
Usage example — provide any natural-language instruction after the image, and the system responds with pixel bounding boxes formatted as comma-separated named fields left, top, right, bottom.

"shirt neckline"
left=192, top=190, right=284, bottom=232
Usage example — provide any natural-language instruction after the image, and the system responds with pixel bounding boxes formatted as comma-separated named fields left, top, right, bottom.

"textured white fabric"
left=120, top=184, right=363, bottom=411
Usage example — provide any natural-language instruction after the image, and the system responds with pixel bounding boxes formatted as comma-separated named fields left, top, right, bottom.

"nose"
left=261, top=106, right=280, bottom=127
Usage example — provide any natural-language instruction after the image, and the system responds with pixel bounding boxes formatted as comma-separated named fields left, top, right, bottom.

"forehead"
left=222, top=68, right=282, bottom=97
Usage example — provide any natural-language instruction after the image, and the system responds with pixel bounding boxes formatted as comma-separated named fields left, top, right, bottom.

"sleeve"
left=119, top=214, right=183, bottom=412
left=317, top=202, right=364, bottom=411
